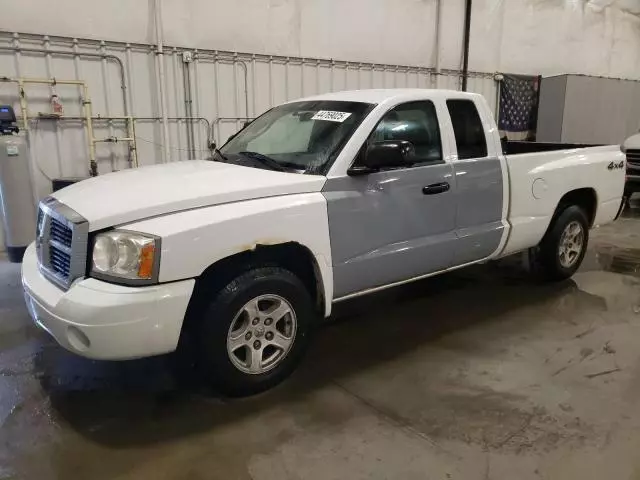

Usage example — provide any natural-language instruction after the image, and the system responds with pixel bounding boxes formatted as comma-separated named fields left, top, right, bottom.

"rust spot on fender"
left=235, top=238, right=290, bottom=253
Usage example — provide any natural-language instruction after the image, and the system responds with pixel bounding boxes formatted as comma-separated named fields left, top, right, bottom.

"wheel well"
left=555, top=188, right=598, bottom=227
left=183, top=242, right=325, bottom=329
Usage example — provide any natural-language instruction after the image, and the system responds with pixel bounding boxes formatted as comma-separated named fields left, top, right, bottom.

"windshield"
left=220, top=100, right=374, bottom=175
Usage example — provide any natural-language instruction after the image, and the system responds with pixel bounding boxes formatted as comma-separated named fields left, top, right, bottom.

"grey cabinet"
left=537, top=74, right=640, bottom=145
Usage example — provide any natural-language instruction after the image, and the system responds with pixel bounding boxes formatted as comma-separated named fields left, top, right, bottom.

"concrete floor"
left=1, top=199, right=640, bottom=480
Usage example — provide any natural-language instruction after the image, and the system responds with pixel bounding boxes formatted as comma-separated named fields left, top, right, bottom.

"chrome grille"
left=36, top=198, right=89, bottom=290
left=627, top=149, right=640, bottom=170
left=50, top=218, right=73, bottom=248
left=50, top=245, right=71, bottom=277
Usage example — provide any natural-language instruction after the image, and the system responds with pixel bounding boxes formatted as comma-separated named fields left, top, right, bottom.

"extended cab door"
left=322, top=100, right=457, bottom=299
left=445, top=99, right=505, bottom=265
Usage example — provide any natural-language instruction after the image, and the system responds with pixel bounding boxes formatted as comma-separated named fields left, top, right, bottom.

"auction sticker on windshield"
left=311, top=111, right=352, bottom=122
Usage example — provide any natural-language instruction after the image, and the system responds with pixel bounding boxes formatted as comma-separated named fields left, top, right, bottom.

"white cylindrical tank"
left=0, top=133, right=36, bottom=262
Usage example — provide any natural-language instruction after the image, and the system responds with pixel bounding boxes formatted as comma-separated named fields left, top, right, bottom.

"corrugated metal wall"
left=0, top=30, right=499, bottom=250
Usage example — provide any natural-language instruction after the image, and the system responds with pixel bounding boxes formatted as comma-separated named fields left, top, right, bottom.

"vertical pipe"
left=71, top=38, right=91, bottom=169
left=300, top=58, right=305, bottom=97
left=154, top=0, right=171, bottom=162
left=125, top=43, right=137, bottom=168
left=128, top=117, right=138, bottom=167
left=130, top=119, right=138, bottom=167
left=83, top=84, right=98, bottom=176
left=72, top=39, right=83, bottom=97
left=268, top=56, right=273, bottom=107
left=212, top=51, right=220, bottom=145
left=43, top=36, right=64, bottom=177
left=182, top=56, right=195, bottom=159
left=370, top=64, right=374, bottom=88
left=238, top=62, right=249, bottom=124
left=344, top=62, right=349, bottom=89
left=13, top=42, right=39, bottom=209
left=172, top=48, right=184, bottom=160
left=193, top=50, right=203, bottom=155
left=330, top=60, right=334, bottom=92
left=151, top=45, right=163, bottom=161
left=125, top=44, right=136, bottom=116
left=315, top=60, right=320, bottom=94
left=434, top=0, right=443, bottom=89
left=16, top=81, right=28, bottom=133
left=251, top=54, right=257, bottom=117
left=233, top=53, right=240, bottom=130
left=12, top=34, right=23, bottom=128
left=461, top=0, right=473, bottom=92
left=284, top=57, right=290, bottom=101
left=100, top=41, right=116, bottom=171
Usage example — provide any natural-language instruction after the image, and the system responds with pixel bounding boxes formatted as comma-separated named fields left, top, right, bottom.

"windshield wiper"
left=238, top=151, right=286, bottom=172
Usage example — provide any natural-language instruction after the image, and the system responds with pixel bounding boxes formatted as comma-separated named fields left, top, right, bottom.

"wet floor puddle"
left=595, top=244, right=640, bottom=277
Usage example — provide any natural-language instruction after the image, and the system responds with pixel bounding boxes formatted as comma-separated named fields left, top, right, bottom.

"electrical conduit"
left=154, top=0, right=171, bottom=163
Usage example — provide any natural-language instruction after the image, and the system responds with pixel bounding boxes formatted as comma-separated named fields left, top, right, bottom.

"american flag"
left=498, top=74, right=541, bottom=141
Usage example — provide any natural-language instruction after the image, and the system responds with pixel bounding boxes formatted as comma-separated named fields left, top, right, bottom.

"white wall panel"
left=3, top=1, right=640, bottom=78
left=0, top=29, right=497, bottom=250
left=0, top=31, right=498, bottom=177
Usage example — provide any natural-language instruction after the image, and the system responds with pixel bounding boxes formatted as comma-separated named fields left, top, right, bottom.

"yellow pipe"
left=82, top=83, right=98, bottom=176
left=3, top=76, right=100, bottom=176
left=130, top=117, right=139, bottom=168
left=17, top=79, right=28, bottom=131
left=5, top=77, right=142, bottom=174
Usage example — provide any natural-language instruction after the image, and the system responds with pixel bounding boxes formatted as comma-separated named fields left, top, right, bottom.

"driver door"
left=322, top=100, right=457, bottom=299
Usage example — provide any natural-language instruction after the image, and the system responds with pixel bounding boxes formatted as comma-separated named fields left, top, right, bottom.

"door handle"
left=422, top=182, right=450, bottom=195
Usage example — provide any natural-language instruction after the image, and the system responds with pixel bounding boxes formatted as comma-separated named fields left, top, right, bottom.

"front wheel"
left=195, top=266, right=315, bottom=397
left=532, top=205, right=589, bottom=281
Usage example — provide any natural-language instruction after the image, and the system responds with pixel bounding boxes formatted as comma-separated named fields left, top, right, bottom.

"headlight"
left=90, top=231, right=160, bottom=285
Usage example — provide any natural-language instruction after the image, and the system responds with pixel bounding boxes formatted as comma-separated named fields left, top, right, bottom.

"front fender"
left=122, top=193, right=333, bottom=314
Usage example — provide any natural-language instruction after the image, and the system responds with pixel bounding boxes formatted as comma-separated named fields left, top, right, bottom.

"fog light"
left=67, top=326, right=91, bottom=351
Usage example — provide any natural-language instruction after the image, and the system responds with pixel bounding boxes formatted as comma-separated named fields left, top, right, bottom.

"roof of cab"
left=291, top=88, right=481, bottom=105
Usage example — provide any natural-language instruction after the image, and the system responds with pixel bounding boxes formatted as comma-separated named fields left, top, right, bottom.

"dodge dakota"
left=22, top=89, right=626, bottom=395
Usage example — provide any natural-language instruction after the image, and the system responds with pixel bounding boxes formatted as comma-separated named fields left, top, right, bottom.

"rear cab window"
left=446, top=99, right=488, bottom=159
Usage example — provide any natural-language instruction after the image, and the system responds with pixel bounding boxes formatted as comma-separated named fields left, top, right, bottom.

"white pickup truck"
left=22, top=89, right=625, bottom=395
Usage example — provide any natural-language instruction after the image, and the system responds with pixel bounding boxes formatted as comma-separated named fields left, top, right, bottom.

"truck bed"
left=500, top=144, right=625, bottom=258
left=503, top=141, right=601, bottom=155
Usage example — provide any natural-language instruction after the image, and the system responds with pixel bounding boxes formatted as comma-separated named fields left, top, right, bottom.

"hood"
left=52, top=161, right=326, bottom=231
left=624, top=133, right=640, bottom=151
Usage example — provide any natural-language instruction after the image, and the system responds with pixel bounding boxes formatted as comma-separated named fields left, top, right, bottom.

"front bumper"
left=21, top=243, right=195, bottom=360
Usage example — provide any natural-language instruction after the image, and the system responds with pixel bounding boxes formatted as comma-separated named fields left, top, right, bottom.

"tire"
left=532, top=205, right=589, bottom=281
left=194, top=266, right=315, bottom=397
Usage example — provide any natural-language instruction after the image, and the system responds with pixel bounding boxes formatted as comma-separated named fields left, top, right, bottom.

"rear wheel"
left=532, top=205, right=589, bottom=281
left=194, top=266, right=315, bottom=397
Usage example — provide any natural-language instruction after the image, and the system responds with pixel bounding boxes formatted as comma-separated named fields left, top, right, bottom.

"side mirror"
left=348, top=141, right=415, bottom=176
